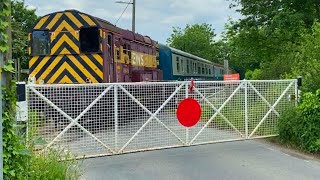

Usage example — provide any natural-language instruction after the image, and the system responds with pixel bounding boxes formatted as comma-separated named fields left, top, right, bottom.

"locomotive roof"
left=168, top=45, right=213, bottom=64
left=160, top=44, right=227, bottom=68
left=32, top=9, right=156, bottom=45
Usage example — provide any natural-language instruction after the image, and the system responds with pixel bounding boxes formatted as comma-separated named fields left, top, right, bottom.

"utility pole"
left=115, top=0, right=136, bottom=32
left=132, top=0, right=135, bottom=33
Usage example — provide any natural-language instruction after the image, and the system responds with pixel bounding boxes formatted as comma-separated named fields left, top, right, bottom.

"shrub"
left=26, top=112, right=82, bottom=180
left=278, top=106, right=302, bottom=144
left=278, top=89, right=320, bottom=152
left=27, top=149, right=82, bottom=180
left=245, top=69, right=262, bottom=80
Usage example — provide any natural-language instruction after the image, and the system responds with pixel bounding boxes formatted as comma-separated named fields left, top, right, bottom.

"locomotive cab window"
left=32, top=31, right=50, bottom=55
left=80, top=27, right=99, bottom=53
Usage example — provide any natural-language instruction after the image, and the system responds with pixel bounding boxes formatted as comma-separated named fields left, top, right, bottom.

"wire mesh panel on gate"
left=117, top=82, right=187, bottom=153
left=247, top=80, right=296, bottom=138
left=26, top=80, right=298, bottom=159
left=188, top=81, right=246, bottom=145
left=27, top=84, right=115, bottom=158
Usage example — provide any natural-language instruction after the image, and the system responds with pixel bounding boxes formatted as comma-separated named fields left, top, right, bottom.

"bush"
left=278, top=89, right=320, bottom=152
left=245, top=69, right=262, bottom=80
left=27, top=149, right=81, bottom=180
left=26, top=112, right=82, bottom=180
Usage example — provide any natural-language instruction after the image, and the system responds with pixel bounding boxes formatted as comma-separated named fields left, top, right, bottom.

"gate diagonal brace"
left=247, top=82, right=280, bottom=117
left=29, top=86, right=116, bottom=154
left=194, top=87, right=244, bottom=137
left=190, top=82, right=244, bottom=145
left=248, top=81, right=294, bottom=138
left=118, top=83, right=186, bottom=153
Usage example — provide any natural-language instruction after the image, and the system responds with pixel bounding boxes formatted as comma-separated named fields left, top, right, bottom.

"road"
left=80, top=140, right=320, bottom=180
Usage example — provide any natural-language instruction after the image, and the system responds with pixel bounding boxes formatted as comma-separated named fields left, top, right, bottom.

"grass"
left=27, top=148, right=82, bottom=180
left=25, top=110, right=82, bottom=180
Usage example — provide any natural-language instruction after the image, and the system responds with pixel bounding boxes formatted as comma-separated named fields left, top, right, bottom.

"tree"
left=287, top=22, right=320, bottom=93
left=11, top=0, right=38, bottom=71
left=225, top=0, right=319, bottom=79
left=166, top=23, right=221, bottom=63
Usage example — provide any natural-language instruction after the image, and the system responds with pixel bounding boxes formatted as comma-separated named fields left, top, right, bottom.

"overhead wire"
left=115, top=0, right=132, bottom=25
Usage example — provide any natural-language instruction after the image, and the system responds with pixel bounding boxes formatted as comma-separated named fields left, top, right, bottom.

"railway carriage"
left=158, top=44, right=226, bottom=81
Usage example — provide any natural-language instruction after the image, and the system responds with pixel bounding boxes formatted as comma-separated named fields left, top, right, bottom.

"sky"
left=24, top=0, right=242, bottom=44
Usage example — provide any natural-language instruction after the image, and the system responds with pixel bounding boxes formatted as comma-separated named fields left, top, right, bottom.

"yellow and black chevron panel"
left=29, top=10, right=104, bottom=84
left=33, top=10, right=97, bottom=31
left=29, top=53, right=103, bottom=84
left=50, top=31, right=80, bottom=55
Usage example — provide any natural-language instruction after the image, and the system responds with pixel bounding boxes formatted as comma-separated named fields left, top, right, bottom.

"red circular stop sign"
left=176, top=98, right=201, bottom=127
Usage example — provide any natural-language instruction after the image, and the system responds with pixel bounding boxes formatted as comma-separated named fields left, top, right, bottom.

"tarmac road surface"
left=80, top=140, right=320, bottom=180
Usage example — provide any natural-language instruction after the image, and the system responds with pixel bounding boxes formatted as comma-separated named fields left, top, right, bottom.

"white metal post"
left=244, top=80, right=248, bottom=139
left=114, top=85, right=118, bottom=151
left=185, top=83, right=189, bottom=145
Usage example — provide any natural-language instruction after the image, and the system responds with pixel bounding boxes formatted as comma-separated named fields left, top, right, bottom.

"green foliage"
left=288, top=22, right=320, bottom=93
left=11, top=0, right=38, bottom=70
left=2, top=80, right=30, bottom=180
left=278, top=90, right=320, bottom=152
left=1, top=1, right=31, bottom=179
left=26, top=111, right=81, bottom=180
left=27, top=149, right=81, bottom=180
left=224, top=0, right=320, bottom=86
left=245, top=69, right=262, bottom=80
left=1, top=2, right=80, bottom=179
left=166, top=23, right=222, bottom=63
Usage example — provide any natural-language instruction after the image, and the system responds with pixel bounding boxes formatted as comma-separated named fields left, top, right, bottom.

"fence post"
left=185, top=83, right=189, bottom=145
left=114, top=85, right=118, bottom=152
left=244, top=80, right=248, bottom=139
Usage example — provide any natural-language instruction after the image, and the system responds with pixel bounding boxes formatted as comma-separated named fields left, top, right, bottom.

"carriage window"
left=198, top=65, right=201, bottom=74
left=202, top=65, right=205, bottom=74
left=186, top=60, right=190, bottom=73
left=80, top=27, right=99, bottom=53
left=193, top=63, right=197, bottom=74
left=209, top=68, right=211, bottom=75
left=181, top=59, right=184, bottom=72
left=176, top=57, right=180, bottom=72
left=32, top=31, right=50, bottom=55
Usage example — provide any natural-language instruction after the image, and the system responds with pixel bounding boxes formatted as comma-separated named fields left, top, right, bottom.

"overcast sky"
left=24, top=0, right=241, bottom=44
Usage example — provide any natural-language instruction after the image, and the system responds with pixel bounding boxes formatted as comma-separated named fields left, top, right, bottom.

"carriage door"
left=106, top=33, right=116, bottom=82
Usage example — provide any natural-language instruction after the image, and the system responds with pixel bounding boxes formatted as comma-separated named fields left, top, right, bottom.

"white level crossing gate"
left=26, top=80, right=297, bottom=158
